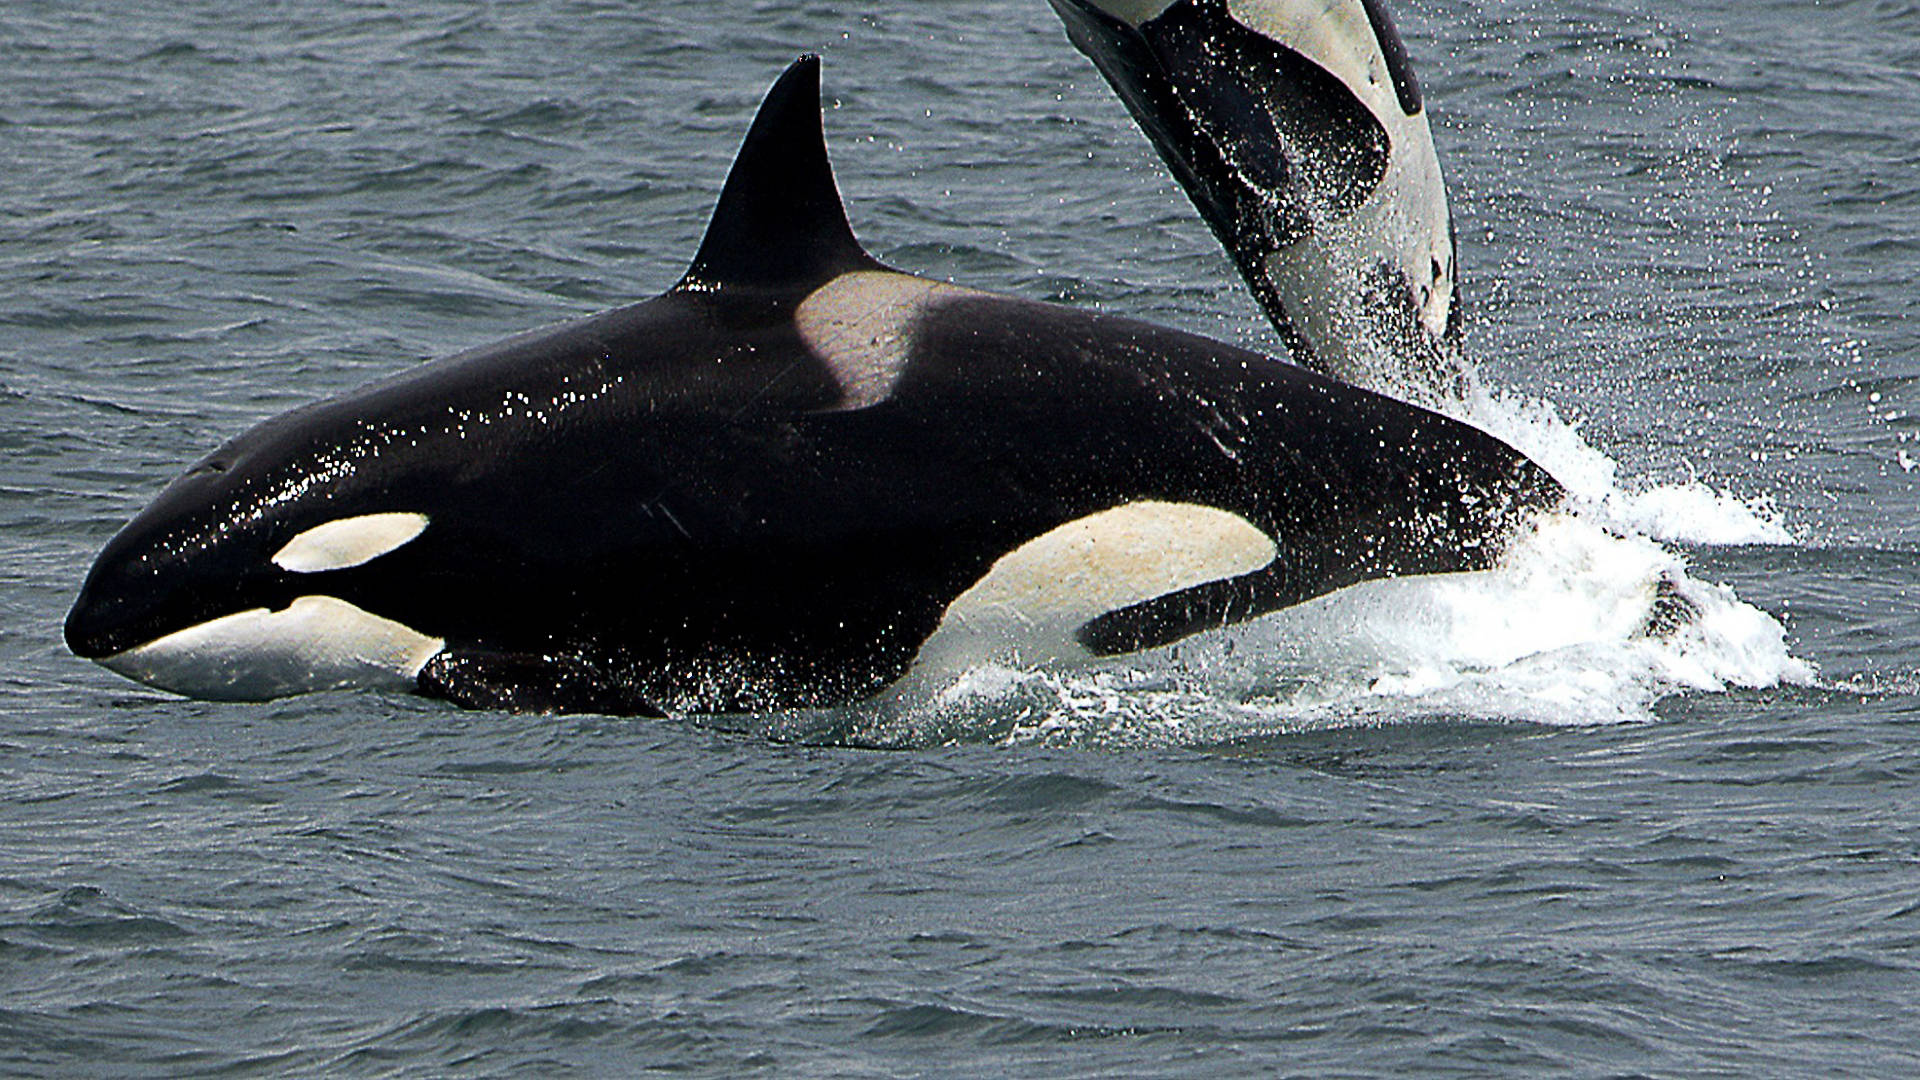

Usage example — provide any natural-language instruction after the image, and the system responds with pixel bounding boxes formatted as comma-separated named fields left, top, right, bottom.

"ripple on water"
left=5, top=887, right=190, bottom=948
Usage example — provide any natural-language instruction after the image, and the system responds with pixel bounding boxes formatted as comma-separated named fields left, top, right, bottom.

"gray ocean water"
left=6, top=0, right=1920, bottom=1074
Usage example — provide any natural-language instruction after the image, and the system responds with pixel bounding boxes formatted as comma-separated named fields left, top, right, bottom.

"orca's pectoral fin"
left=418, top=647, right=664, bottom=718
left=1075, top=568, right=1281, bottom=656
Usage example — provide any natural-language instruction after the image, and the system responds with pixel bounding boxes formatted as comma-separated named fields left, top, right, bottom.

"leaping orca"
left=1049, top=0, right=1468, bottom=403
left=65, top=56, right=1563, bottom=716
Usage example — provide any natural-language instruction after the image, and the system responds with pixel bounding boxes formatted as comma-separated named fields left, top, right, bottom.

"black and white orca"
left=65, top=57, right=1563, bottom=716
left=1049, top=0, right=1468, bottom=403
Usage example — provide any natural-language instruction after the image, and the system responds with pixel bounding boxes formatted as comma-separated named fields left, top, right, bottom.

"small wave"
left=4, top=886, right=190, bottom=946
left=859, top=998, right=1174, bottom=1044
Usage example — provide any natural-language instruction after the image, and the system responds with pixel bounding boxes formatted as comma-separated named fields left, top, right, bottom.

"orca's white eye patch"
left=272, top=512, right=429, bottom=574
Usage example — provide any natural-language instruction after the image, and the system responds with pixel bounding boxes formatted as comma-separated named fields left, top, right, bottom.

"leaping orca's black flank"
left=1049, top=0, right=1469, bottom=404
left=65, top=56, right=1564, bottom=716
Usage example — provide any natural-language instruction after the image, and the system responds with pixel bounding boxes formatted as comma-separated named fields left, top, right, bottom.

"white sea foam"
left=1457, top=388, right=1794, bottom=546
left=871, top=389, right=1813, bottom=747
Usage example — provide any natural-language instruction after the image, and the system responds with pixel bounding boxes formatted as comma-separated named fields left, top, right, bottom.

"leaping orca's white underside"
left=1051, top=0, right=1469, bottom=404
left=66, top=46, right=1562, bottom=716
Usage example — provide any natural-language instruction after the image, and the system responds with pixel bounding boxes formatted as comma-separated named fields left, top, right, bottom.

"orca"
left=1049, top=0, right=1469, bottom=404
left=65, top=56, right=1564, bottom=716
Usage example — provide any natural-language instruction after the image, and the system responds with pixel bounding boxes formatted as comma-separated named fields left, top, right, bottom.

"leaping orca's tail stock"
left=1049, top=0, right=1470, bottom=406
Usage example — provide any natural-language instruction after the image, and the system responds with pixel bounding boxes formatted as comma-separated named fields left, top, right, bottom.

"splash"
left=1458, top=388, right=1793, bottom=546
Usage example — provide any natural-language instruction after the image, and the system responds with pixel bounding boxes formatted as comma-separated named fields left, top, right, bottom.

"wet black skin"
left=67, top=57, right=1563, bottom=716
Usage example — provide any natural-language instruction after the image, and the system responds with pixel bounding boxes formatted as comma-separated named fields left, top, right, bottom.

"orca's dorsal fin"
left=676, top=56, right=881, bottom=294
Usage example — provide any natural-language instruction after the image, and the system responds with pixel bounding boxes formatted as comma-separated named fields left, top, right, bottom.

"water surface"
left=4, top=0, right=1919, bottom=1074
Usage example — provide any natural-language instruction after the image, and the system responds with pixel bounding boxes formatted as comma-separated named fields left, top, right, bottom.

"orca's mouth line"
left=95, top=595, right=445, bottom=703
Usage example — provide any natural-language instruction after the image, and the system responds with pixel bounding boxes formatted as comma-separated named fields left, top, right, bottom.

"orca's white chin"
left=99, top=596, right=444, bottom=703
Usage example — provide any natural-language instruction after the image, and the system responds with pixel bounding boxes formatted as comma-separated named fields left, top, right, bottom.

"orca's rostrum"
left=65, top=56, right=1563, bottom=716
